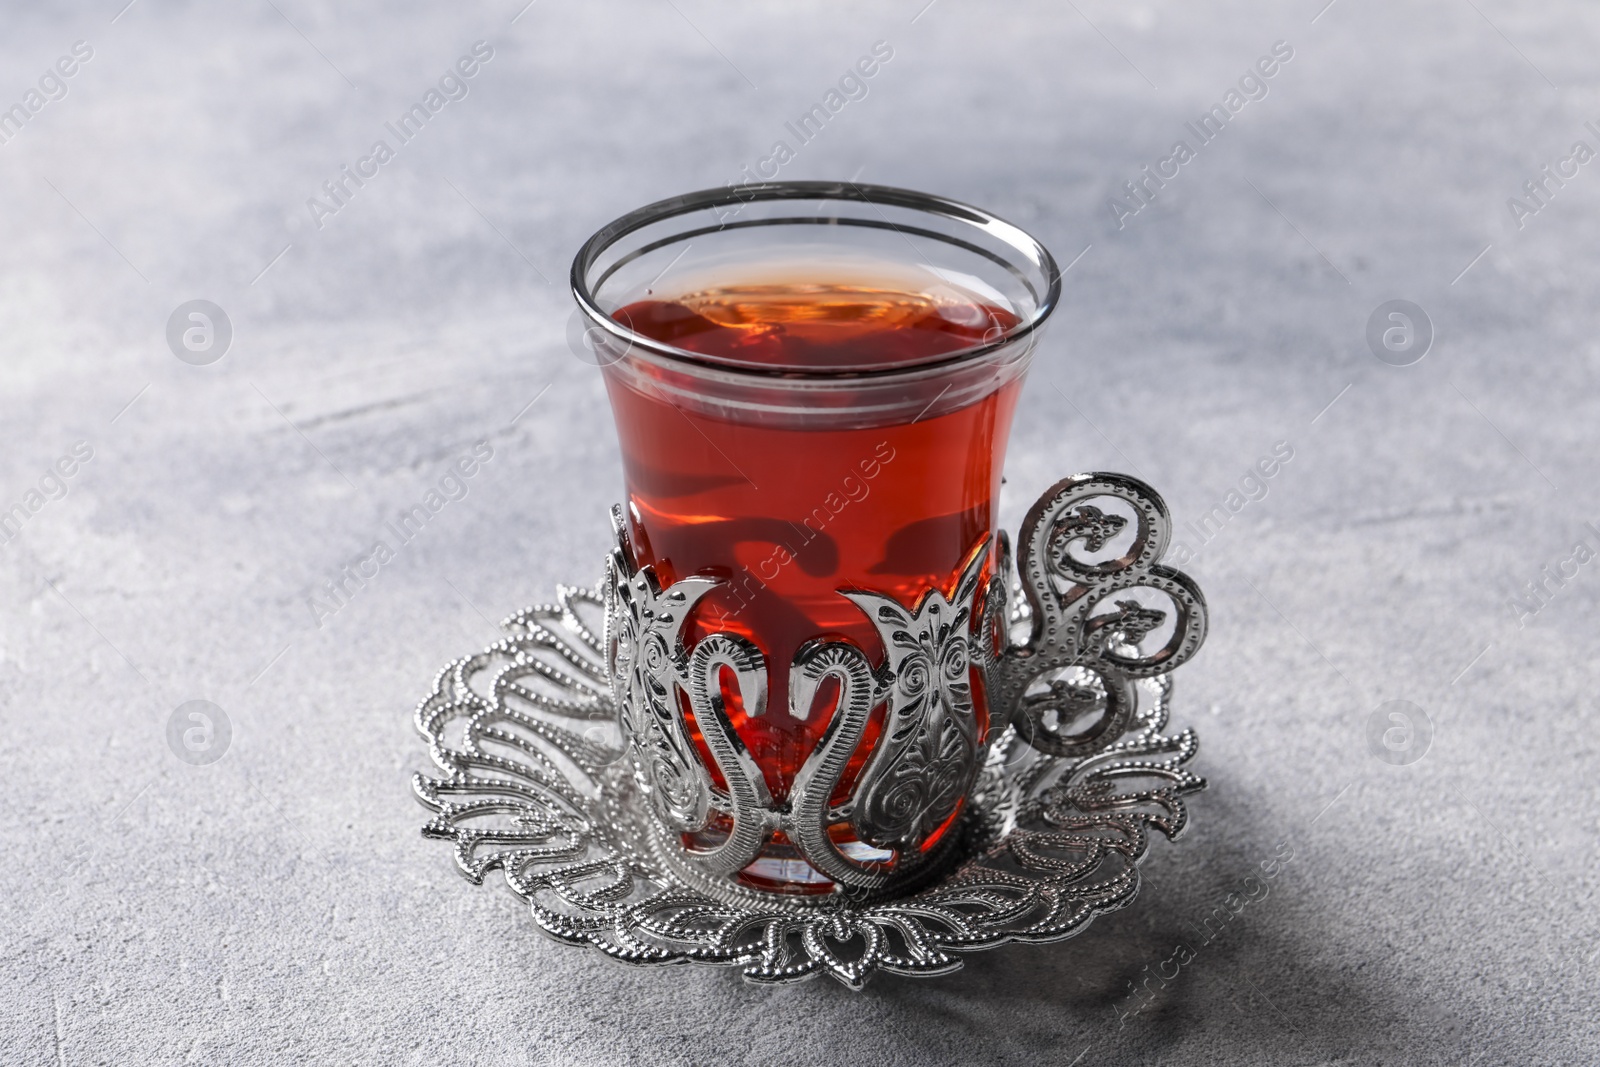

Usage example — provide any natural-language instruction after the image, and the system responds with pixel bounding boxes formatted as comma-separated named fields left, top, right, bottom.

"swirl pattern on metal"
left=840, top=540, right=989, bottom=864
left=990, top=473, right=1208, bottom=760
left=413, top=471, right=1211, bottom=985
left=412, top=582, right=1203, bottom=986
left=603, top=518, right=1000, bottom=891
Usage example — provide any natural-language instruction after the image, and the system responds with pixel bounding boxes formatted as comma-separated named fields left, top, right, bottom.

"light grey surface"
left=2, top=1, right=1597, bottom=1063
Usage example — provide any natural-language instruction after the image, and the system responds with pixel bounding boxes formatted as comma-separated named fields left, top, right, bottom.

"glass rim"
left=569, top=180, right=1062, bottom=381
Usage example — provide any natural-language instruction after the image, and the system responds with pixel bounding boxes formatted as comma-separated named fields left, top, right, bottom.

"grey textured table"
left=3, top=1, right=1597, bottom=1064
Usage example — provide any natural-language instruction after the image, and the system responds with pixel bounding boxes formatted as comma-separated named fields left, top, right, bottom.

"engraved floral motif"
left=992, top=473, right=1208, bottom=760
left=840, top=541, right=989, bottom=856
left=412, top=583, right=1202, bottom=987
left=1050, top=502, right=1127, bottom=558
left=414, top=472, right=1212, bottom=985
left=602, top=508, right=718, bottom=834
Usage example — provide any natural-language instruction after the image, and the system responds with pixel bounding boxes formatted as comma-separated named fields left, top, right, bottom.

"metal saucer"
left=413, top=584, right=1203, bottom=988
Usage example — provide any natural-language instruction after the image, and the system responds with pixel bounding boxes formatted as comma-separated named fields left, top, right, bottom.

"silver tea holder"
left=414, top=470, right=1209, bottom=987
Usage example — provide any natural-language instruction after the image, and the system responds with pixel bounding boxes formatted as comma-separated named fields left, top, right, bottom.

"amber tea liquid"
left=603, top=268, right=1023, bottom=890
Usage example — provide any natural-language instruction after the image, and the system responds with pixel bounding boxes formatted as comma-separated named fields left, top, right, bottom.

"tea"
left=611, top=277, right=1019, bottom=372
left=605, top=268, right=1021, bottom=780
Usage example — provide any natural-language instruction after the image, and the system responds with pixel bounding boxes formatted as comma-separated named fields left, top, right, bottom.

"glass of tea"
left=573, top=182, right=1060, bottom=895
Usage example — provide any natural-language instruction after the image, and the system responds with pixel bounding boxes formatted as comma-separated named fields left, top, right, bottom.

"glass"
left=573, top=181, right=1059, bottom=892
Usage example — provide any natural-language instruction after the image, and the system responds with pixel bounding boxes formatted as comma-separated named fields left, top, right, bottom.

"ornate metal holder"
left=414, top=472, right=1209, bottom=987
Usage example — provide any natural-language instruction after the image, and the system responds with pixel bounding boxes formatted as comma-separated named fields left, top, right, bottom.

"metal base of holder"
left=414, top=585, right=1205, bottom=988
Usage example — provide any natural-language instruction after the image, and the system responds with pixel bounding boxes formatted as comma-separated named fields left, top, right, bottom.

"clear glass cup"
left=573, top=181, right=1060, bottom=894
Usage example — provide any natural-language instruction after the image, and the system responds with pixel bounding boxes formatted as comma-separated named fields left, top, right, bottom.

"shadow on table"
left=756, top=786, right=1473, bottom=1067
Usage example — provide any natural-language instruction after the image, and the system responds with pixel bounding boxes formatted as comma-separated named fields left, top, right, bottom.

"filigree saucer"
left=413, top=585, right=1204, bottom=988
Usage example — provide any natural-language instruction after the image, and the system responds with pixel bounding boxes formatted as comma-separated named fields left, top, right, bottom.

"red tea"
left=602, top=272, right=1023, bottom=887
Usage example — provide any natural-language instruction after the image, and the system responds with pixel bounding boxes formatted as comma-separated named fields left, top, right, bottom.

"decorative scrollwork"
left=596, top=473, right=1209, bottom=892
left=992, top=473, right=1208, bottom=760
left=412, top=585, right=1204, bottom=987
left=787, top=639, right=886, bottom=887
left=681, top=633, right=772, bottom=876
left=602, top=507, right=718, bottom=834
left=842, top=539, right=989, bottom=862
left=602, top=518, right=1016, bottom=893
left=1014, top=667, right=1137, bottom=759
left=414, top=471, right=1211, bottom=985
